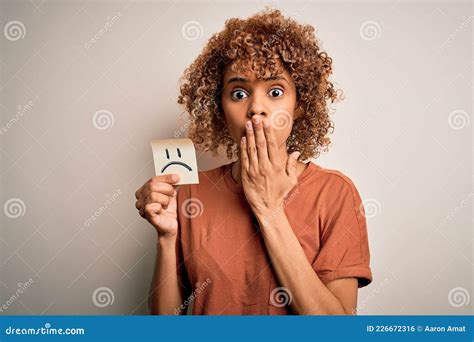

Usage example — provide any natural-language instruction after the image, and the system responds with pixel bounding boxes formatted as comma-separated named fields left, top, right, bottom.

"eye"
left=268, top=88, right=284, bottom=97
left=230, top=89, right=248, bottom=101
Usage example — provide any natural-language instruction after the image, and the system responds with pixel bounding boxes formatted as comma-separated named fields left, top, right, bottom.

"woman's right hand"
left=135, top=174, right=181, bottom=238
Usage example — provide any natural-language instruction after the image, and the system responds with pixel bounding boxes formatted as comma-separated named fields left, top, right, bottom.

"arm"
left=239, top=115, right=360, bottom=315
left=148, top=235, right=185, bottom=315
left=134, top=174, right=188, bottom=315
left=255, top=210, right=357, bottom=315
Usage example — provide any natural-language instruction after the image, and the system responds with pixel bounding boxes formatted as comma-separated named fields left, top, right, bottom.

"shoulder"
left=304, top=162, right=367, bottom=224
left=307, top=162, right=361, bottom=196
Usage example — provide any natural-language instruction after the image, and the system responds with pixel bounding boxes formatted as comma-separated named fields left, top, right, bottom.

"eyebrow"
left=226, top=75, right=289, bottom=85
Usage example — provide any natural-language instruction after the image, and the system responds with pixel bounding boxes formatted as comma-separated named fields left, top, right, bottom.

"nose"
left=247, top=95, right=269, bottom=119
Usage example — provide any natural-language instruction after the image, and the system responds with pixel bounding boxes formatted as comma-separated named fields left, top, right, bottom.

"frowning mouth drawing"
left=161, top=147, right=193, bottom=173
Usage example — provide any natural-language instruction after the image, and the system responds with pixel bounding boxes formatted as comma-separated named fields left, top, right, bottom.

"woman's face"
left=220, top=60, right=299, bottom=152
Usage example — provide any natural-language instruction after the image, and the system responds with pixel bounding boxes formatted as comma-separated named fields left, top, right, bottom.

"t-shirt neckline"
left=223, top=161, right=316, bottom=195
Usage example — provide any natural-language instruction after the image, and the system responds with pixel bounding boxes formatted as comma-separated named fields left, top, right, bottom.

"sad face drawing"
left=150, top=138, right=199, bottom=185
left=161, top=147, right=193, bottom=173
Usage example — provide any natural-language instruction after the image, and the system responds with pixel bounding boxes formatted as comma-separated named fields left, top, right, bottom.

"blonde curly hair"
left=177, top=8, right=343, bottom=161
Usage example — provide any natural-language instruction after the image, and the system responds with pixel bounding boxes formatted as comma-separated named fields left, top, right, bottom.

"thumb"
left=286, top=151, right=300, bottom=178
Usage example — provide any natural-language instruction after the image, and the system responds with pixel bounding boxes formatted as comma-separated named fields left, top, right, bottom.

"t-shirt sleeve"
left=312, top=178, right=373, bottom=288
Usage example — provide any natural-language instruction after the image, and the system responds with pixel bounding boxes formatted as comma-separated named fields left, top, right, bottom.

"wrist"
left=254, top=205, right=286, bottom=227
left=250, top=200, right=283, bottom=216
left=157, top=233, right=177, bottom=247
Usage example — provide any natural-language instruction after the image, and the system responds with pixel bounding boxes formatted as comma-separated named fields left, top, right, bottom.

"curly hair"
left=177, top=7, right=343, bottom=161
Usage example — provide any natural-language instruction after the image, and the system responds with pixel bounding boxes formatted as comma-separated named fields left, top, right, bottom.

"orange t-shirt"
left=175, top=161, right=372, bottom=315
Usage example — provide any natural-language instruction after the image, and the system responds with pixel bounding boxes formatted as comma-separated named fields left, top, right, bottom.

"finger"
left=240, top=136, right=249, bottom=173
left=147, top=192, right=171, bottom=209
left=139, top=186, right=171, bottom=207
left=263, top=118, right=280, bottom=165
left=137, top=198, right=146, bottom=217
left=135, top=182, right=177, bottom=214
left=252, top=115, right=270, bottom=165
left=135, top=174, right=180, bottom=199
left=142, top=182, right=175, bottom=198
left=139, top=205, right=146, bottom=218
left=245, top=119, right=258, bottom=170
left=153, top=173, right=181, bottom=184
left=135, top=187, right=142, bottom=200
left=143, top=202, right=163, bottom=219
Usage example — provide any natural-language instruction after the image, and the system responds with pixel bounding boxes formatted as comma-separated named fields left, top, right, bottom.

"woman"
left=135, top=8, right=372, bottom=315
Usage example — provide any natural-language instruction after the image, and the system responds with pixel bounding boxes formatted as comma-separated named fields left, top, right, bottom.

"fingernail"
left=253, top=116, right=260, bottom=124
left=172, top=174, right=180, bottom=181
left=246, top=121, right=252, bottom=129
left=263, top=119, right=269, bottom=127
left=241, top=136, right=246, bottom=144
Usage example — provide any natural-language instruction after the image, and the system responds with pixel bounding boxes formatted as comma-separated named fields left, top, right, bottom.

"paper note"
left=150, top=138, right=199, bottom=185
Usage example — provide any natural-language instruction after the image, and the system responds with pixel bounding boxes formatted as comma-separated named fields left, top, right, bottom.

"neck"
left=231, top=160, right=243, bottom=185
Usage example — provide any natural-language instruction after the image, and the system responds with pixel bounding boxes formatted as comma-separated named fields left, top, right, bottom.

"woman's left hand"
left=240, top=115, right=301, bottom=217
